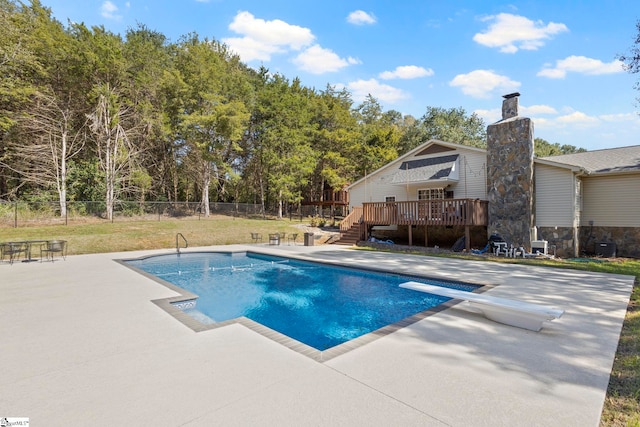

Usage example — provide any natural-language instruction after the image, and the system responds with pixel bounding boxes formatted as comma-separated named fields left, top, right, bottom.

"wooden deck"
left=362, top=199, right=488, bottom=227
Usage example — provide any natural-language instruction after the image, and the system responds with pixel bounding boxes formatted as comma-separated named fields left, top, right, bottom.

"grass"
left=0, top=216, right=303, bottom=254
left=1, top=217, right=638, bottom=425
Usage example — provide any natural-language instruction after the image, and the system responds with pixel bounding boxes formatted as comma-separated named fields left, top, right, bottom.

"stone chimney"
left=502, top=92, right=520, bottom=119
left=486, top=93, right=534, bottom=249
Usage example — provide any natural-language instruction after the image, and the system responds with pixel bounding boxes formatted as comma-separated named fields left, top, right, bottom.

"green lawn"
left=1, top=217, right=638, bottom=426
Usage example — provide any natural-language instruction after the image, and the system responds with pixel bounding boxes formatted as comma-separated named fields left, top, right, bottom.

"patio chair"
left=1, top=242, right=27, bottom=264
left=40, top=240, right=67, bottom=262
left=250, top=232, right=262, bottom=243
left=268, top=233, right=280, bottom=245
left=288, top=233, right=298, bottom=245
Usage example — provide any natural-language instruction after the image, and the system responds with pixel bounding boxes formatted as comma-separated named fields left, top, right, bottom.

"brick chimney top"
left=502, top=92, right=520, bottom=119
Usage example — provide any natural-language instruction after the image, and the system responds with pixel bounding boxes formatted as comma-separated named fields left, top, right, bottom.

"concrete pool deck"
left=1, top=244, right=634, bottom=426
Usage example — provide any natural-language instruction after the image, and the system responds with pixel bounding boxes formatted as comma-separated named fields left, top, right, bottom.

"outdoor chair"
left=288, top=233, right=298, bottom=245
left=250, top=232, right=262, bottom=243
left=1, top=242, right=27, bottom=264
left=268, top=233, right=280, bottom=245
left=40, top=240, right=67, bottom=262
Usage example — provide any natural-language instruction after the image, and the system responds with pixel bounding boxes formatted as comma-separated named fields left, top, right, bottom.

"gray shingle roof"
left=390, top=154, right=459, bottom=184
left=540, top=145, right=640, bottom=174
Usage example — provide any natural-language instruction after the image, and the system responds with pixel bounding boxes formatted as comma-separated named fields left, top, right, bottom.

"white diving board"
left=399, top=281, right=564, bottom=332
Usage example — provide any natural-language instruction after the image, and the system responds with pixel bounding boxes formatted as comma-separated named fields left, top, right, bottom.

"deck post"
left=424, top=224, right=428, bottom=247
left=408, top=224, right=413, bottom=246
left=465, top=225, right=471, bottom=251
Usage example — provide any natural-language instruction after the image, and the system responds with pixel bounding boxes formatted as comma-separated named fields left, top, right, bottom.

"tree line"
left=0, top=1, right=583, bottom=219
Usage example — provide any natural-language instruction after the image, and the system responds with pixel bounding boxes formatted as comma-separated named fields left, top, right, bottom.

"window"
left=418, top=189, right=444, bottom=220
left=418, top=189, right=444, bottom=200
left=385, top=196, right=396, bottom=203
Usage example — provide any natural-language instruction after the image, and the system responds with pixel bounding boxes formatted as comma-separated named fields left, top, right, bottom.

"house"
left=536, top=145, right=640, bottom=258
left=341, top=93, right=640, bottom=258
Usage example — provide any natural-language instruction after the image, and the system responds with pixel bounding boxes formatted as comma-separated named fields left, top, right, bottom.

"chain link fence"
left=0, top=200, right=334, bottom=228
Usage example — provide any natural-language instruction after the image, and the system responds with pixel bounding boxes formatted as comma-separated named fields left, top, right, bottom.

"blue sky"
left=41, top=0, right=640, bottom=151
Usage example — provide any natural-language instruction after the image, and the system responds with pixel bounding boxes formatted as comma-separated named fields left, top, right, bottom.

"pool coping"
left=117, top=250, right=495, bottom=363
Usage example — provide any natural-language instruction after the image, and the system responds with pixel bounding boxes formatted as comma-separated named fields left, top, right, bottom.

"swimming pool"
left=125, top=252, right=479, bottom=351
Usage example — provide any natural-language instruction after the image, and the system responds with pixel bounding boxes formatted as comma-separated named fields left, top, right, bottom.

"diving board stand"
left=399, top=282, right=564, bottom=332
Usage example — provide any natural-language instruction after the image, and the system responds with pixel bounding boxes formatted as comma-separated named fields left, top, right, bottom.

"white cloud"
left=521, top=104, right=557, bottom=115
left=293, top=45, right=351, bottom=74
left=599, top=112, right=640, bottom=123
left=473, top=13, right=568, bottom=53
left=379, top=65, right=434, bottom=80
left=449, top=69, right=520, bottom=98
left=476, top=104, right=559, bottom=124
left=347, top=10, right=377, bottom=25
left=222, top=36, right=283, bottom=62
left=555, top=111, right=599, bottom=125
left=474, top=108, right=501, bottom=124
left=223, top=11, right=315, bottom=62
left=101, top=1, right=121, bottom=20
left=346, top=79, right=409, bottom=103
left=537, top=55, right=625, bottom=79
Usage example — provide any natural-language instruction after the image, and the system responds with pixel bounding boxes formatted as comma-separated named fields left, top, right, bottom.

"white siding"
left=455, top=152, right=487, bottom=199
left=535, top=164, right=576, bottom=227
left=582, top=174, right=640, bottom=227
left=348, top=147, right=487, bottom=209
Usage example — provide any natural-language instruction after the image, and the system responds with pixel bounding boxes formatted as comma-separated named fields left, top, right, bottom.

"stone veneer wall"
left=486, top=98, right=535, bottom=249
left=579, top=226, right=640, bottom=258
left=536, top=226, right=576, bottom=258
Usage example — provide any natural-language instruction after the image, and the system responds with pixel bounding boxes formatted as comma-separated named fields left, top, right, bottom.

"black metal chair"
left=40, top=240, right=67, bottom=262
left=288, top=233, right=298, bottom=245
left=1, top=242, right=27, bottom=264
left=250, top=232, right=262, bottom=243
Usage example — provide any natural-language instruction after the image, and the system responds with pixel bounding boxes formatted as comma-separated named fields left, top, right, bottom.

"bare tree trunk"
left=8, top=92, right=84, bottom=217
left=201, top=160, right=211, bottom=217
left=88, top=88, right=139, bottom=222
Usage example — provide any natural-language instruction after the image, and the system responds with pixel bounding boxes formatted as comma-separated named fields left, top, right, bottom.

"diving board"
left=399, top=281, right=564, bottom=332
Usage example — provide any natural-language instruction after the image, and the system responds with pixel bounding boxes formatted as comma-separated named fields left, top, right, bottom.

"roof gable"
left=414, top=144, right=456, bottom=156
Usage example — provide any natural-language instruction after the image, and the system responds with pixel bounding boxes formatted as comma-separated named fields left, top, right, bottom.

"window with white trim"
left=418, top=188, right=444, bottom=200
left=385, top=196, right=396, bottom=203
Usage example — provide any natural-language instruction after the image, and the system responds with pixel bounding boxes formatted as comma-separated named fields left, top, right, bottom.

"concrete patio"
left=1, top=244, right=634, bottom=426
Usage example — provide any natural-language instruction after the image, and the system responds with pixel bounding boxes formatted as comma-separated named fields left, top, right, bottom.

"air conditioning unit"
left=596, top=241, right=616, bottom=258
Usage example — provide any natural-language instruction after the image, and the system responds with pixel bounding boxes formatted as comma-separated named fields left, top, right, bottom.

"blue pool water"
left=126, top=252, right=478, bottom=350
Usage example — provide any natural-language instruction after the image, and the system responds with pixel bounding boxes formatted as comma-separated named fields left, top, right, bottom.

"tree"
left=306, top=85, right=360, bottom=216
left=0, top=0, right=90, bottom=212
left=87, top=85, right=141, bottom=220
left=534, top=137, right=586, bottom=157
left=251, top=74, right=316, bottom=218
left=618, top=19, right=640, bottom=98
left=123, top=25, right=174, bottom=205
left=354, top=95, right=401, bottom=176
left=419, top=106, right=487, bottom=148
left=176, top=35, right=249, bottom=216
left=79, top=24, right=143, bottom=220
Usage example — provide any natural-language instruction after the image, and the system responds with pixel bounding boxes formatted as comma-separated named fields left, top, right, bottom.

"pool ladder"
left=176, top=233, right=188, bottom=253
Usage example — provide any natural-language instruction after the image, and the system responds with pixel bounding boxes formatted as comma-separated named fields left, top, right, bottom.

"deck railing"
left=304, top=190, right=349, bottom=206
left=362, top=199, right=488, bottom=227
left=340, top=206, right=363, bottom=233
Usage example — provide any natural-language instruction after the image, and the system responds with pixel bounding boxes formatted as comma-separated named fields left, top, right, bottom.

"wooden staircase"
left=333, top=223, right=361, bottom=246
